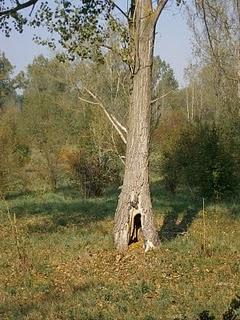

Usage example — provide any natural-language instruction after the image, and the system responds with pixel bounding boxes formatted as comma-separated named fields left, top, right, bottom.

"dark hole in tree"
left=129, top=213, right=142, bottom=244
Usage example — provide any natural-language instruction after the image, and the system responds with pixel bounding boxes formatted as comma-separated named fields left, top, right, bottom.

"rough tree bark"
left=114, top=0, right=168, bottom=252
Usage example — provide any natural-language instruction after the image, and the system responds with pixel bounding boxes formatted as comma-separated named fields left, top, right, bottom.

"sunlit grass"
left=0, top=185, right=239, bottom=319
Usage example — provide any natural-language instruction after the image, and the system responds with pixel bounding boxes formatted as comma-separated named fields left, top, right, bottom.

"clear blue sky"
left=0, top=1, right=192, bottom=86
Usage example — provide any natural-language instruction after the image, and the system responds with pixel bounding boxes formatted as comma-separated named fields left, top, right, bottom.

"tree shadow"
left=7, top=193, right=117, bottom=233
left=159, top=207, right=198, bottom=241
left=151, top=181, right=200, bottom=241
left=3, top=182, right=201, bottom=237
left=0, top=280, right=95, bottom=319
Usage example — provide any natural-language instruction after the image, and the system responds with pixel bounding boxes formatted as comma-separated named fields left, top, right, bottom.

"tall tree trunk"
left=186, top=87, right=190, bottom=120
left=114, top=0, right=160, bottom=252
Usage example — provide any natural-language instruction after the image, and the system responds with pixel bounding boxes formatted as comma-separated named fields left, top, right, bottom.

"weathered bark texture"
left=113, top=0, right=166, bottom=252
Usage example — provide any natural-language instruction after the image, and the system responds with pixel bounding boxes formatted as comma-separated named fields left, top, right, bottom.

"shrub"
left=161, top=122, right=237, bottom=199
left=0, top=108, right=30, bottom=194
left=60, top=147, right=121, bottom=197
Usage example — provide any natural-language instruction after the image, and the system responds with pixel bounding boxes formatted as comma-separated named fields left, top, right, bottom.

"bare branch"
left=151, top=90, right=173, bottom=104
left=78, top=96, right=99, bottom=106
left=200, top=0, right=215, bottom=57
left=111, top=114, right=128, bottom=133
left=111, top=132, right=126, bottom=165
left=69, top=71, right=127, bottom=142
left=0, top=0, right=39, bottom=17
left=29, top=1, right=37, bottom=16
left=110, top=0, right=129, bottom=20
left=153, top=0, right=169, bottom=24
left=197, top=0, right=238, bottom=82
left=83, top=88, right=127, bottom=145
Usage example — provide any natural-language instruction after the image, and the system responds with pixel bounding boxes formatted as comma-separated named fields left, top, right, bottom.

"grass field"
left=0, top=183, right=239, bottom=319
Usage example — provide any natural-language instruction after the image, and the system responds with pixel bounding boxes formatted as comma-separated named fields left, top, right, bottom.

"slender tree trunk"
left=114, top=1, right=160, bottom=252
left=191, top=83, right=194, bottom=120
left=186, top=87, right=190, bottom=120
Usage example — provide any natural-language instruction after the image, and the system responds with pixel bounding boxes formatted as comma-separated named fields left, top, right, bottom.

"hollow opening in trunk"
left=129, top=213, right=143, bottom=244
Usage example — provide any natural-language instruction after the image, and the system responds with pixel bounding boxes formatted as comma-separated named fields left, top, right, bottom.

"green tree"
left=151, top=56, right=179, bottom=128
left=19, top=55, right=123, bottom=193
left=0, top=107, right=29, bottom=194
left=190, top=0, right=240, bottom=102
left=19, top=56, right=81, bottom=190
left=160, top=122, right=237, bottom=199
left=0, top=52, right=15, bottom=110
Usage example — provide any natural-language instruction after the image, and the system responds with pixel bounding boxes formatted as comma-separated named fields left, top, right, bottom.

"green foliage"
left=151, top=56, right=179, bottom=129
left=152, top=56, right=178, bottom=93
left=61, top=148, right=121, bottom=197
left=0, top=108, right=29, bottom=194
left=0, top=1, right=128, bottom=64
left=151, top=110, right=184, bottom=193
left=220, top=116, right=240, bottom=186
left=0, top=52, right=15, bottom=109
left=0, top=0, right=28, bottom=36
left=179, top=123, right=236, bottom=198
left=159, top=120, right=237, bottom=199
left=17, top=56, right=81, bottom=191
left=0, top=53, right=126, bottom=194
left=31, top=0, right=117, bottom=62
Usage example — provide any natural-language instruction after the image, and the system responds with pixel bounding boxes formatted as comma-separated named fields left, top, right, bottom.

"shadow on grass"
left=151, top=182, right=200, bottom=241
left=151, top=182, right=197, bottom=212
left=3, top=182, right=202, bottom=237
left=5, top=192, right=118, bottom=233
left=159, top=208, right=198, bottom=241
left=5, top=186, right=85, bottom=201
left=0, top=281, right=95, bottom=319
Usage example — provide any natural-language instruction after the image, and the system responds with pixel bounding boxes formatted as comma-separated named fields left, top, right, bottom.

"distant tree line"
left=0, top=48, right=239, bottom=200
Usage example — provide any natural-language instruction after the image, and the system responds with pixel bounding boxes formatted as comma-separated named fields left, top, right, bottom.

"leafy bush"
left=161, top=123, right=237, bottom=199
left=0, top=108, right=30, bottom=194
left=60, top=147, right=121, bottom=197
